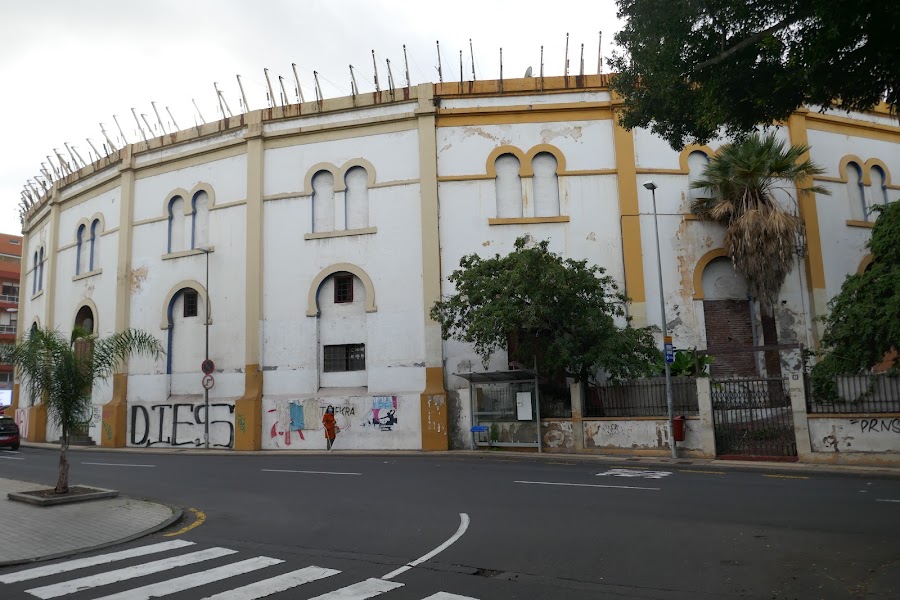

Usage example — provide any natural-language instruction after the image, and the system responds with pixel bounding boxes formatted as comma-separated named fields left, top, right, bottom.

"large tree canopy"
left=609, top=0, right=899, bottom=149
left=430, top=237, right=660, bottom=384
left=810, top=201, right=900, bottom=398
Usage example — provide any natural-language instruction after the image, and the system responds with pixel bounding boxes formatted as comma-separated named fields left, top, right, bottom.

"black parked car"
left=0, top=415, right=20, bottom=450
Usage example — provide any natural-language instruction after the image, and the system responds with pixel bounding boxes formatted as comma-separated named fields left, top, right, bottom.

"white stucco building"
left=13, top=74, right=899, bottom=458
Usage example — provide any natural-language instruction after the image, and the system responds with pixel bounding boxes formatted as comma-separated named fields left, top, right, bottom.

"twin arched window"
left=76, top=219, right=102, bottom=275
left=32, top=247, right=45, bottom=295
left=845, top=161, right=890, bottom=221
left=312, top=166, right=370, bottom=233
left=168, top=190, right=210, bottom=252
left=494, top=151, right=560, bottom=218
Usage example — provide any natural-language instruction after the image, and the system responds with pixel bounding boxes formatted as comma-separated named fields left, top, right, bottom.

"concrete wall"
left=809, top=417, right=900, bottom=454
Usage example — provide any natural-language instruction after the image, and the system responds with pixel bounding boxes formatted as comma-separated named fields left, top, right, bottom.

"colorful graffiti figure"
left=268, top=400, right=353, bottom=445
left=363, top=396, right=398, bottom=431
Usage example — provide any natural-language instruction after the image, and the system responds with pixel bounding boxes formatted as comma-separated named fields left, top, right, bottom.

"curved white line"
left=382, top=512, right=470, bottom=580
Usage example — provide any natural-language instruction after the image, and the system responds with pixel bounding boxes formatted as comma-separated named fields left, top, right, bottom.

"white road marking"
left=0, top=540, right=195, bottom=583
left=876, top=498, right=900, bottom=503
left=597, top=468, right=672, bottom=479
left=422, top=593, right=480, bottom=599
left=91, top=556, right=283, bottom=600
left=261, top=469, right=361, bottom=476
left=0, top=455, right=24, bottom=460
left=307, top=577, right=403, bottom=599
left=82, top=462, right=156, bottom=468
left=383, top=513, right=470, bottom=580
left=26, top=547, right=237, bottom=599
left=200, top=566, right=340, bottom=600
left=515, top=480, right=661, bottom=491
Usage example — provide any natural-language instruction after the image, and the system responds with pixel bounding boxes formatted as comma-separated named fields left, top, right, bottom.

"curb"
left=0, top=500, right=184, bottom=568
left=19, top=442, right=900, bottom=479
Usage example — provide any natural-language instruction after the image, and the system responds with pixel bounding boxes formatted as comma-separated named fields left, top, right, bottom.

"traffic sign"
left=201, top=359, right=215, bottom=375
left=202, top=374, right=215, bottom=390
left=664, top=336, right=675, bottom=364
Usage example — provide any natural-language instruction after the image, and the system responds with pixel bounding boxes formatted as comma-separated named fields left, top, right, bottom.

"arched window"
left=76, top=224, right=87, bottom=275
left=318, top=272, right=367, bottom=388
left=870, top=166, right=889, bottom=208
left=312, top=170, right=335, bottom=233
left=532, top=152, right=560, bottom=217
left=167, top=196, right=185, bottom=253
left=38, top=247, right=44, bottom=291
left=687, top=151, right=711, bottom=204
left=191, top=190, right=209, bottom=249
left=344, top=167, right=369, bottom=230
left=846, top=162, right=866, bottom=221
left=495, top=154, right=523, bottom=218
left=75, top=305, right=95, bottom=334
left=89, top=219, right=100, bottom=271
left=32, top=251, right=38, bottom=295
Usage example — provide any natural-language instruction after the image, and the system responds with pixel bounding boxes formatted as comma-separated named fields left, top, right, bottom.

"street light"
left=643, top=181, right=677, bottom=459
left=196, top=245, right=212, bottom=449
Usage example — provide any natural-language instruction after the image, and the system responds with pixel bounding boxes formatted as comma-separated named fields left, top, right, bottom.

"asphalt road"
left=1, top=447, right=899, bottom=599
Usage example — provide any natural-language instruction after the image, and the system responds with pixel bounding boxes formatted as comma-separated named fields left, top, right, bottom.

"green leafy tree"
left=609, top=0, right=899, bottom=149
left=430, top=237, right=661, bottom=385
left=0, top=327, right=164, bottom=493
left=690, top=133, right=828, bottom=377
left=810, top=202, right=900, bottom=398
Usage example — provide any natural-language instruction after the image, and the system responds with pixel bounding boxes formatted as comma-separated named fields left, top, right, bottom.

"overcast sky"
left=0, top=0, right=623, bottom=236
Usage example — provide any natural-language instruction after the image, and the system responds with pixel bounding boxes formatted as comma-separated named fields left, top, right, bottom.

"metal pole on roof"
left=534, top=357, right=542, bottom=454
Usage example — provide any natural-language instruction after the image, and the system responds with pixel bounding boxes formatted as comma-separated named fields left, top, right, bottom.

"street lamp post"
left=197, top=246, right=212, bottom=450
left=643, top=181, right=677, bottom=459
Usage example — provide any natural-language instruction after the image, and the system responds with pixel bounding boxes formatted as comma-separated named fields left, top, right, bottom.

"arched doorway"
left=700, top=256, right=757, bottom=377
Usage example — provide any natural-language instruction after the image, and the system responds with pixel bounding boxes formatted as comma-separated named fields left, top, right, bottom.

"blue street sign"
left=664, top=343, right=675, bottom=364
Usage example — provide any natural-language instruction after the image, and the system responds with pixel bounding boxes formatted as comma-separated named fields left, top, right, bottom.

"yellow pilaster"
left=418, top=84, right=448, bottom=451
left=235, top=113, right=264, bottom=451
left=104, top=148, right=135, bottom=447
left=788, top=111, right=827, bottom=346
left=611, top=98, right=648, bottom=327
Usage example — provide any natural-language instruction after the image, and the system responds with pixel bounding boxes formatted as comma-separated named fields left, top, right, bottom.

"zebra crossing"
left=0, top=539, right=479, bottom=600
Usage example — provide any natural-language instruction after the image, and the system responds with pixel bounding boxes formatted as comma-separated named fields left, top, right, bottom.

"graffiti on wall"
left=267, top=400, right=356, bottom=445
left=130, top=402, right=235, bottom=448
left=850, top=418, right=900, bottom=434
left=361, top=396, right=398, bottom=431
left=14, top=408, right=29, bottom=439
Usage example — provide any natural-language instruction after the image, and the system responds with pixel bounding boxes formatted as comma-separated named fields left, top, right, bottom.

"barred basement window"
left=323, top=344, right=366, bottom=372
left=183, top=290, right=199, bottom=318
left=334, top=274, right=353, bottom=303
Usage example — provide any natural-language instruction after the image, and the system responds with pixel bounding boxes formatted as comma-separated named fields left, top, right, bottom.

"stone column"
left=788, top=373, right=813, bottom=461
left=695, top=377, right=717, bottom=458
left=570, top=382, right=584, bottom=452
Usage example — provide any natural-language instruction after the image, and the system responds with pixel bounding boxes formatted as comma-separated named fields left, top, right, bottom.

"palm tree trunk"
left=56, top=427, right=70, bottom=494
left=760, top=303, right=786, bottom=405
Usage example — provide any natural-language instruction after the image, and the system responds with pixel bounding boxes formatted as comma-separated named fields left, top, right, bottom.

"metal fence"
left=806, top=374, right=900, bottom=414
left=711, top=377, right=796, bottom=457
left=474, top=381, right=572, bottom=420
left=584, top=377, right=699, bottom=418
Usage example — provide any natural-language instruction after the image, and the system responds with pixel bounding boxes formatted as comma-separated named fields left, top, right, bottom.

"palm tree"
left=691, top=132, right=829, bottom=381
left=0, top=327, right=163, bottom=493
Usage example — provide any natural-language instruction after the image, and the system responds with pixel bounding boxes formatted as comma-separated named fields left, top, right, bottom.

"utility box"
left=672, top=415, right=686, bottom=442
left=516, top=391, right=533, bottom=421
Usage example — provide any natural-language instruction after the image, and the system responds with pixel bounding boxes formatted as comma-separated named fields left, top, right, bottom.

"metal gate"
left=711, top=377, right=797, bottom=459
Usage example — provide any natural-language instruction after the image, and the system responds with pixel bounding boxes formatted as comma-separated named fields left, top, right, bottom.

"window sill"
left=73, top=269, right=102, bottom=282
left=846, top=219, right=874, bottom=229
left=488, top=216, right=569, bottom=225
left=162, top=246, right=215, bottom=260
left=31, top=290, right=44, bottom=301
left=305, top=227, right=377, bottom=240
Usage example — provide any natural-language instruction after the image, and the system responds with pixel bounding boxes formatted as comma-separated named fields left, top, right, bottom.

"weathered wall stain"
left=130, top=266, right=149, bottom=293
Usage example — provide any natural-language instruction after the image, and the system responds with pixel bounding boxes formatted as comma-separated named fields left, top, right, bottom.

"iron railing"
left=0, top=324, right=16, bottom=334
left=585, top=377, right=699, bottom=418
left=711, top=377, right=796, bottom=457
left=806, top=374, right=900, bottom=414
left=473, top=382, right=572, bottom=421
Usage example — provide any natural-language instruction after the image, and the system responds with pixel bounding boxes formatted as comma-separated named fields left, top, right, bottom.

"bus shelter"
left=456, top=370, right=543, bottom=452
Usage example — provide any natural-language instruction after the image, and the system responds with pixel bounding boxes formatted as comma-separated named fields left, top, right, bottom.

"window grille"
left=324, top=344, right=366, bottom=372
left=183, top=291, right=199, bottom=318
left=334, top=274, right=354, bottom=303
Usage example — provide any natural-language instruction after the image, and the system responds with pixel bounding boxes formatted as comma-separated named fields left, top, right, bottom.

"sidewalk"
left=21, top=441, right=900, bottom=478
left=0, top=478, right=181, bottom=567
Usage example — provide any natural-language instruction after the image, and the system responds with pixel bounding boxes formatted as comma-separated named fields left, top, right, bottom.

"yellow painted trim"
left=683, top=213, right=700, bottom=221
left=434, top=74, right=610, bottom=96
left=160, top=279, right=211, bottom=329
left=807, top=114, right=900, bottom=143
left=692, top=248, right=729, bottom=300
left=72, top=268, right=102, bottom=282
left=846, top=219, right=875, bottom=229
left=163, top=188, right=190, bottom=217
left=133, top=215, right=169, bottom=227
left=72, top=212, right=107, bottom=243
left=303, top=162, right=343, bottom=193
left=72, top=298, right=100, bottom=332
left=678, top=145, right=716, bottom=172
left=485, top=146, right=527, bottom=177
left=864, top=158, right=893, bottom=186
left=437, top=100, right=612, bottom=116
left=58, top=175, right=122, bottom=210
left=306, top=263, right=376, bottom=317
left=440, top=169, right=616, bottom=182
left=437, top=107, right=613, bottom=127
left=838, top=155, right=866, bottom=183
left=788, top=114, right=827, bottom=291
left=856, top=254, right=874, bottom=274
left=338, top=158, right=378, bottom=187
left=634, top=168, right=686, bottom=175
left=762, top=474, right=809, bottom=480
left=134, top=143, right=247, bottom=180
left=523, top=144, right=567, bottom=176
left=162, top=247, right=216, bottom=261
left=612, top=108, right=646, bottom=307
left=263, top=119, right=418, bottom=149
left=163, top=508, right=206, bottom=537
left=304, top=227, right=377, bottom=240
left=488, top=216, right=570, bottom=225
left=679, top=469, right=727, bottom=475
left=209, top=199, right=247, bottom=211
